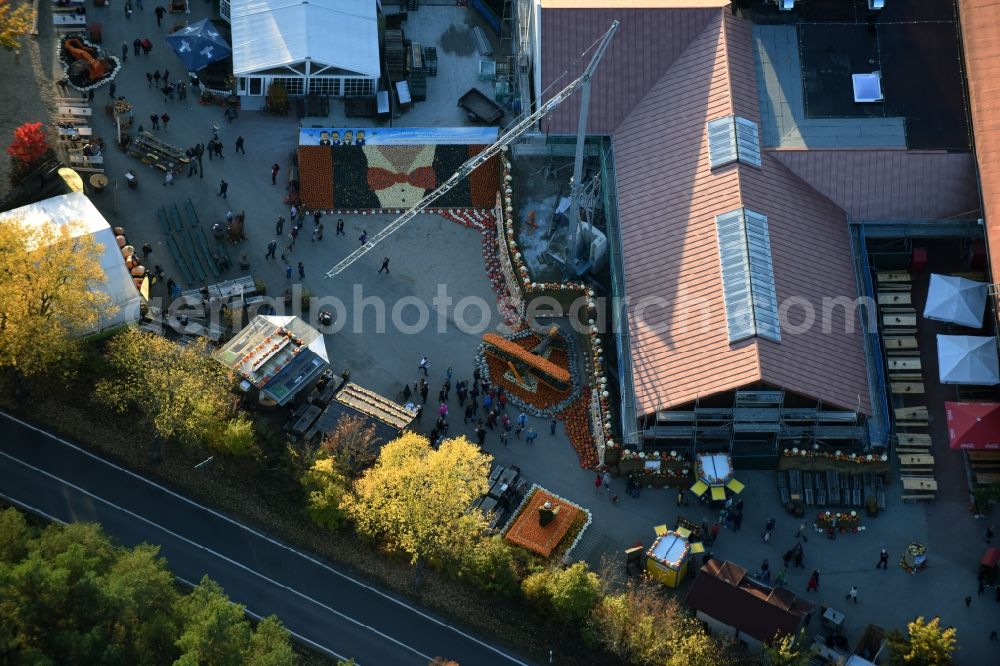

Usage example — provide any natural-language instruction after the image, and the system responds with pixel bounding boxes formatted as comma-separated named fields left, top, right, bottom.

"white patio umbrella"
left=937, top=335, right=1000, bottom=385
left=923, top=273, right=988, bottom=328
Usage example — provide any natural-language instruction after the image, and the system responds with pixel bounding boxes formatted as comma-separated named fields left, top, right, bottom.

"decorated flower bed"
left=814, top=510, right=864, bottom=533
left=299, top=144, right=498, bottom=212
left=562, top=388, right=599, bottom=469
left=502, top=485, right=591, bottom=562
left=779, top=447, right=890, bottom=473
left=297, top=146, right=334, bottom=210
left=476, top=328, right=582, bottom=416
left=59, top=35, right=121, bottom=91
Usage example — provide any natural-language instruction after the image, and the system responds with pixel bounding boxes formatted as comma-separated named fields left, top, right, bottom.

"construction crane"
left=323, top=20, right=619, bottom=278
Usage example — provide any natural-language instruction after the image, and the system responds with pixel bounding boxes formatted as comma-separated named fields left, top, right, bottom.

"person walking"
left=775, top=568, right=788, bottom=587
left=463, top=403, right=474, bottom=424
left=806, top=574, right=819, bottom=592
left=311, top=227, right=319, bottom=243
left=218, top=179, right=228, bottom=198
left=160, top=113, right=170, bottom=131
left=162, top=69, right=170, bottom=86
left=594, top=473, right=603, bottom=493
left=378, top=256, right=390, bottom=273
left=265, top=239, right=277, bottom=259
left=783, top=549, right=793, bottom=568
left=289, top=227, right=298, bottom=249
left=336, top=218, right=345, bottom=235
left=845, top=586, right=858, bottom=604
left=438, top=402, right=448, bottom=418
left=154, top=5, right=165, bottom=25
left=965, top=595, right=972, bottom=608
left=709, top=522, right=720, bottom=545
left=275, top=216, right=285, bottom=235
left=317, top=224, right=324, bottom=241
left=109, top=82, right=116, bottom=98
left=419, top=356, right=429, bottom=376
left=500, top=430, right=509, bottom=447
left=121, top=42, right=128, bottom=62
left=150, top=113, right=159, bottom=130
left=763, top=517, right=776, bottom=543
left=733, top=511, right=743, bottom=531
left=550, top=418, right=557, bottom=435
left=235, top=136, right=245, bottom=154
left=134, top=38, right=142, bottom=56
left=987, top=525, right=995, bottom=543
left=526, top=427, right=538, bottom=444
left=297, top=262, right=305, bottom=279
left=163, top=171, right=173, bottom=186
left=271, top=163, right=280, bottom=185
left=359, top=230, right=368, bottom=245
left=313, top=210, right=322, bottom=226
left=285, top=264, right=292, bottom=280
left=810, top=569, right=820, bottom=587
left=877, top=548, right=889, bottom=569
left=486, top=409, right=497, bottom=430
left=419, top=380, right=429, bottom=403
left=793, top=548, right=805, bottom=569
left=794, top=523, right=808, bottom=542
left=475, top=423, right=486, bottom=447
left=142, top=242, right=153, bottom=261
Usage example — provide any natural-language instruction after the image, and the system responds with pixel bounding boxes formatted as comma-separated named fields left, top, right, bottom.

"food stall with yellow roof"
left=646, top=528, right=700, bottom=587
left=690, top=452, right=744, bottom=501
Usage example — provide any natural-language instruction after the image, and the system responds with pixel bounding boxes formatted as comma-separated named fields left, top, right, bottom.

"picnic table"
left=891, top=382, right=924, bottom=394
left=877, top=271, right=910, bottom=284
left=54, top=14, right=87, bottom=27
left=290, top=405, right=322, bottom=436
left=902, top=477, right=937, bottom=492
left=884, top=336, right=917, bottom=350
left=900, top=454, right=934, bottom=466
left=895, top=406, right=928, bottom=420
left=882, top=313, right=916, bottom=328
left=897, top=433, right=931, bottom=447
left=887, top=357, right=921, bottom=371
left=878, top=292, right=911, bottom=306
left=488, top=467, right=519, bottom=500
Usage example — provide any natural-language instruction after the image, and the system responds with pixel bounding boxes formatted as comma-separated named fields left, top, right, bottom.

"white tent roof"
left=231, top=0, right=379, bottom=78
left=0, top=192, right=142, bottom=333
left=937, top=335, right=1000, bottom=385
left=924, top=273, right=989, bottom=328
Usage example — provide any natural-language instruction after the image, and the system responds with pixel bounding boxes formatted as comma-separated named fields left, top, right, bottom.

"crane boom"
left=324, top=20, right=619, bottom=278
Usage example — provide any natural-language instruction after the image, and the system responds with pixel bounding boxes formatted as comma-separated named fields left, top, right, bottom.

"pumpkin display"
left=297, top=146, right=334, bottom=210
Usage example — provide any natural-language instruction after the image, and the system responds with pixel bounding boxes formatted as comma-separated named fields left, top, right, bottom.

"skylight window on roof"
left=707, top=116, right=762, bottom=169
left=716, top=208, right=781, bottom=344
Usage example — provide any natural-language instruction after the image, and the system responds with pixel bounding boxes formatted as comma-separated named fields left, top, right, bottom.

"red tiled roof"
left=614, top=10, right=872, bottom=415
left=957, top=0, right=1000, bottom=284
left=539, top=7, right=718, bottom=135
left=770, top=150, right=980, bottom=221
left=685, top=559, right=814, bottom=644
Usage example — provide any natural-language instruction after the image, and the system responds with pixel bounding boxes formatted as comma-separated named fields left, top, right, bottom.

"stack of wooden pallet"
left=385, top=30, right=406, bottom=83
left=968, top=451, right=1000, bottom=486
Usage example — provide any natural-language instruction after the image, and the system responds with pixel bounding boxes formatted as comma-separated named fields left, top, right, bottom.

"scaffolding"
left=642, top=390, right=868, bottom=453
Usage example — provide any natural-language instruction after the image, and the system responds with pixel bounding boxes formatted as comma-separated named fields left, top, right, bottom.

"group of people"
left=404, top=361, right=552, bottom=450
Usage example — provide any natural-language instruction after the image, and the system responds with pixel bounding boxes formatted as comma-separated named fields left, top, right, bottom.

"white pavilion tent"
left=230, top=0, right=380, bottom=109
left=937, top=335, right=1000, bottom=386
left=923, top=273, right=989, bottom=328
left=0, top=192, right=142, bottom=334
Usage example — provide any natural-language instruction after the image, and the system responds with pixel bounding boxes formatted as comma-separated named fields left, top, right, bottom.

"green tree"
left=96, top=328, right=248, bottom=449
left=589, top=580, right=734, bottom=666
left=0, top=506, right=29, bottom=562
left=765, top=632, right=811, bottom=666
left=174, top=576, right=252, bottom=666
left=245, top=615, right=296, bottom=666
left=459, top=534, right=521, bottom=597
left=887, top=616, right=957, bottom=666
left=102, top=544, right=182, bottom=664
left=301, top=454, right=351, bottom=530
left=343, top=433, right=491, bottom=567
left=0, top=216, right=109, bottom=377
left=522, top=562, right=601, bottom=625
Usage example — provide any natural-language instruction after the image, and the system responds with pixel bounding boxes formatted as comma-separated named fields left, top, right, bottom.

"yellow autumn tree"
left=0, top=216, right=109, bottom=377
left=342, top=433, right=492, bottom=567
left=95, top=328, right=251, bottom=450
left=0, top=0, right=33, bottom=52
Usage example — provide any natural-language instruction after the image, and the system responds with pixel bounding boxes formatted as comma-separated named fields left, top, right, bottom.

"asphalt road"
left=0, top=411, right=533, bottom=666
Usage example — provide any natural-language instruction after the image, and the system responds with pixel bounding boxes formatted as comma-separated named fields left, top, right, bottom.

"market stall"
left=645, top=529, right=696, bottom=587
left=690, top=453, right=744, bottom=501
